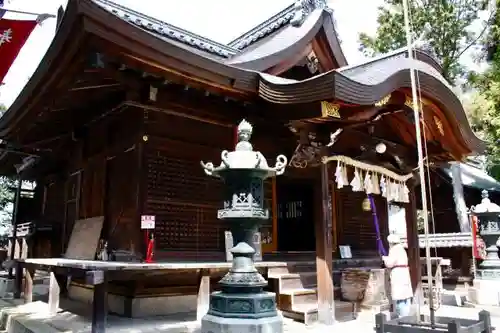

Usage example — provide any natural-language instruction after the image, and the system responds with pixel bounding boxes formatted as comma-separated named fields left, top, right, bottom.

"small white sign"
left=339, top=245, right=352, bottom=259
left=141, top=215, right=155, bottom=229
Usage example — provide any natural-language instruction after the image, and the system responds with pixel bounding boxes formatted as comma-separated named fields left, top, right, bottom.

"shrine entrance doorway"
left=276, top=179, right=315, bottom=252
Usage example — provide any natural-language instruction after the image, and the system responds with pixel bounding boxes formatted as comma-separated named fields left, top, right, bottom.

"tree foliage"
left=0, top=104, right=15, bottom=241
left=467, top=1, right=500, bottom=179
left=358, top=0, right=489, bottom=85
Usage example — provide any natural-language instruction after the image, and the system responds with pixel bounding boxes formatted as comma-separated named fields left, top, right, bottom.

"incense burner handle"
left=200, top=161, right=215, bottom=176
left=221, top=150, right=230, bottom=167
left=273, top=155, right=288, bottom=176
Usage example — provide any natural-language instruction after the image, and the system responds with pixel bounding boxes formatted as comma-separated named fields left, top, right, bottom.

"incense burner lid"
left=200, top=119, right=287, bottom=178
left=473, top=190, right=500, bottom=214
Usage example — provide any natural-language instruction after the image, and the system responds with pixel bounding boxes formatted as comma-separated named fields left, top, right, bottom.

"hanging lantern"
left=362, top=197, right=371, bottom=211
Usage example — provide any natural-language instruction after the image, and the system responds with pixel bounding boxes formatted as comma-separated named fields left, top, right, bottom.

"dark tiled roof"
left=228, top=5, right=296, bottom=50
left=93, top=0, right=238, bottom=58
left=0, top=0, right=482, bottom=162
left=93, top=0, right=344, bottom=66
left=227, top=9, right=327, bottom=71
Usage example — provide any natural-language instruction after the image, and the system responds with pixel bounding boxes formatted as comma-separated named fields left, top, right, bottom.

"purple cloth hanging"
left=368, top=194, right=387, bottom=256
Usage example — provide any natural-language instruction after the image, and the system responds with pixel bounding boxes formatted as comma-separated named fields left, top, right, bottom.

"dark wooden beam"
left=312, top=29, right=337, bottom=71
left=342, top=128, right=414, bottom=159
left=21, top=91, right=126, bottom=147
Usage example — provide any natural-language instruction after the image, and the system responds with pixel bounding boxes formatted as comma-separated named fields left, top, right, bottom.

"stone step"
left=281, top=301, right=356, bottom=326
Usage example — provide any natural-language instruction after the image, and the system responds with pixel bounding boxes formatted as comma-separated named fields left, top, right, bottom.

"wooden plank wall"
left=142, top=112, right=233, bottom=254
left=141, top=112, right=294, bottom=255
left=36, top=105, right=295, bottom=258
left=105, top=147, right=140, bottom=252
left=37, top=108, right=143, bottom=257
left=336, top=188, right=389, bottom=253
left=40, top=179, right=65, bottom=256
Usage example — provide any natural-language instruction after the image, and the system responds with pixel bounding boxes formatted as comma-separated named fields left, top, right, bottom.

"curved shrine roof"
left=0, top=0, right=486, bottom=159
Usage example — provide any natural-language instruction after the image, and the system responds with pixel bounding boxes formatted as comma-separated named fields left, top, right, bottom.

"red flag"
left=471, top=215, right=479, bottom=258
left=0, top=19, right=37, bottom=84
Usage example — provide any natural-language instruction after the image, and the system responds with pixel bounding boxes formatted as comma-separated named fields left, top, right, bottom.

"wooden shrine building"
left=0, top=0, right=486, bottom=326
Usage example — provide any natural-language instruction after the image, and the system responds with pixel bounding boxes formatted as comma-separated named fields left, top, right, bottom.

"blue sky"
left=0, top=0, right=384, bottom=107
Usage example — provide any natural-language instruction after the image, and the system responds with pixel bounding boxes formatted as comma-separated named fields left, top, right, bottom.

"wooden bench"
left=14, top=258, right=287, bottom=333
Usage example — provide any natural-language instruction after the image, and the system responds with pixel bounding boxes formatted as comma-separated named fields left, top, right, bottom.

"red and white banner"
left=0, top=19, right=37, bottom=84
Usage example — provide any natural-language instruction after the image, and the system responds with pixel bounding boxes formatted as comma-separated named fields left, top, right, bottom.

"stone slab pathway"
left=0, top=277, right=499, bottom=332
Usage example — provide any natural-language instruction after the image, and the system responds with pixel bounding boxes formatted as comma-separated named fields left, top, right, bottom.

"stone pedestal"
left=0, top=278, right=15, bottom=298
left=469, top=279, right=500, bottom=306
left=202, top=314, right=282, bottom=333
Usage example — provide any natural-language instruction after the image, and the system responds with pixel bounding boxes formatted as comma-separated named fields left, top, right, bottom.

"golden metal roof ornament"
left=433, top=116, right=444, bottom=135
left=375, top=95, right=391, bottom=107
left=321, top=101, right=340, bottom=118
left=404, top=96, right=414, bottom=109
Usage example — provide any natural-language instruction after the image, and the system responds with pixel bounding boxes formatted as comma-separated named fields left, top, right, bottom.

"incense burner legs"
left=200, top=120, right=286, bottom=333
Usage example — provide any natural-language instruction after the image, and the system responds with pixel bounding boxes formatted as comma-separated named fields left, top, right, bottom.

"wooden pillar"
left=24, top=267, right=35, bottom=303
left=8, top=177, right=22, bottom=279
left=92, top=280, right=108, bottom=333
left=92, top=284, right=108, bottom=333
left=331, top=183, right=338, bottom=254
left=13, top=261, right=23, bottom=299
left=197, top=269, right=211, bottom=321
left=86, top=270, right=108, bottom=333
left=315, top=163, right=335, bottom=325
left=48, top=271, right=61, bottom=314
left=404, top=182, right=423, bottom=307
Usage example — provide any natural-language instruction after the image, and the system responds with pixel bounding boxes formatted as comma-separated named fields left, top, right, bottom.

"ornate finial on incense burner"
left=482, top=189, right=489, bottom=200
left=236, top=119, right=253, bottom=151
left=200, top=119, right=288, bottom=177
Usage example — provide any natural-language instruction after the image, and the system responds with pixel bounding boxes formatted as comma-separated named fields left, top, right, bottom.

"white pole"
left=402, top=0, right=435, bottom=324
left=0, top=7, right=56, bottom=18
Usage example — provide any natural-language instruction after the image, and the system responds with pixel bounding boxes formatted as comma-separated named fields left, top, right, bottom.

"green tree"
left=358, top=0, right=490, bottom=84
left=467, top=1, right=500, bottom=180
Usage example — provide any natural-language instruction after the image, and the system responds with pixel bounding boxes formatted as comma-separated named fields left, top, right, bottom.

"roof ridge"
left=227, top=4, right=295, bottom=50
left=92, top=0, right=239, bottom=57
left=338, top=46, right=441, bottom=74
